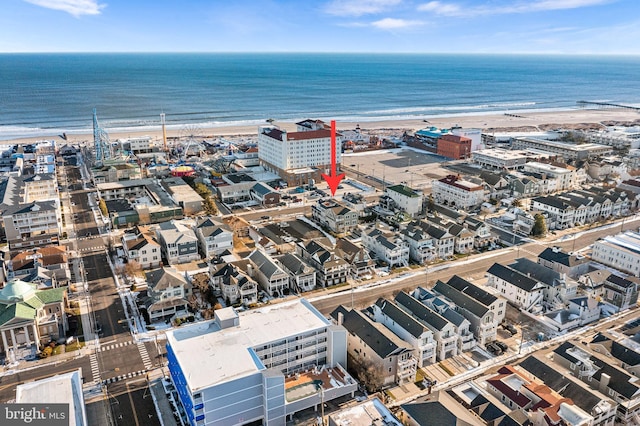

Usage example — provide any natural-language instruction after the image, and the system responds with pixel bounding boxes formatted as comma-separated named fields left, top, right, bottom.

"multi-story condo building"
left=361, top=228, right=410, bottom=268
left=332, top=305, right=417, bottom=388
left=471, top=148, right=530, bottom=170
left=432, top=175, right=485, bottom=209
left=297, top=240, right=349, bottom=287
left=166, top=299, right=357, bottom=426
left=394, top=291, right=458, bottom=361
left=437, top=134, right=472, bottom=160
left=512, top=137, right=612, bottom=160
left=592, top=231, right=640, bottom=277
left=311, top=199, right=358, bottom=234
left=258, top=119, right=342, bottom=186
left=523, top=161, right=577, bottom=192
left=373, top=298, right=437, bottom=367
left=277, top=253, right=317, bottom=293
left=401, top=220, right=454, bottom=261
left=385, top=185, right=424, bottom=217
left=432, top=275, right=506, bottom=346
left=486, top=262, right=546, bottom=312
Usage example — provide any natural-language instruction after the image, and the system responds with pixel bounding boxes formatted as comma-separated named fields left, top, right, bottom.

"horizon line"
left=1, top=51, right=640, bottom=57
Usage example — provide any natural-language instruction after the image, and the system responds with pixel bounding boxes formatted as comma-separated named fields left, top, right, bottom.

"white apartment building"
left=373, top=298, right=437, bottom=367
left=258, top=120, right=342, bottom=184
left=486, top=263, right=546, bottom=312
left=118, top=136, right=153, bottom=154
left=166, top=299, right=357, bottom=426
left=432, top=175, right=485, bottom=209
left=512, top=137, right=612, bottom=160
left=471, top=148, right=530, bottom=170
left=362, top=228, right=410, bottom=268
left=592, top=231, right=640, bottom=277
left=523, top=162, right=576, bottom=192
left=385, top=185, right=424, bottom=217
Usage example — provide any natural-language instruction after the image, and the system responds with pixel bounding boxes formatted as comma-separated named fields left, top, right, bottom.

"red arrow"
left=321, top=120, right=345, bottom=196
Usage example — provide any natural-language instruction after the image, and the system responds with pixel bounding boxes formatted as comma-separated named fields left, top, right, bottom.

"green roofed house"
left=385, top=184, right=424, bottom=217
left=0, top=279, right=68, bottom=361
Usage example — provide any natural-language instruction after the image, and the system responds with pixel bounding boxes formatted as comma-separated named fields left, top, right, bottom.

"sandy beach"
left=3, top=108, right=640, bottom=146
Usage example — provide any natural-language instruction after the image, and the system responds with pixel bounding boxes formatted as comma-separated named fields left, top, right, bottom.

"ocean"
left=1, top=53, right=639, bottom=140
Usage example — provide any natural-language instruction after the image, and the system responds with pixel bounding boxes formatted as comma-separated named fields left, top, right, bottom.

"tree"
left=194, top=183, right=212, bottom=198
left=347, top=355, right=385, bottom=393
left=203, top=197, right=218, bottom=215
left=532, top=214, right=547, bottom=237
left=98, top=198, right=108, bottom=217
left=124, top=260, right=143, bottom=277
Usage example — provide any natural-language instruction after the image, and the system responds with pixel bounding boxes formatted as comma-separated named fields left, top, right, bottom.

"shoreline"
left=2, top=108, right=639, bottom=145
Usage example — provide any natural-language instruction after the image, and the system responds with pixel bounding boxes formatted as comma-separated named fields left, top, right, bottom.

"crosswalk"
left=102, top=370, right=148, bottom=385
left=137, top=342, right=153, bottom=370
left=79, top=246, right=104, bottom=253
left=89, top=353, right=101, bottom=384
left=97, top=340, right=134, bottom=352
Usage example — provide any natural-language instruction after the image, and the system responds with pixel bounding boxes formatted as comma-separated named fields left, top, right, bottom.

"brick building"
left=437, top=134, right=472, bottom=160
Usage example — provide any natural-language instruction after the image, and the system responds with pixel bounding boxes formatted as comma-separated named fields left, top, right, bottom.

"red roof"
left=287, top=129, right=334, bottom=140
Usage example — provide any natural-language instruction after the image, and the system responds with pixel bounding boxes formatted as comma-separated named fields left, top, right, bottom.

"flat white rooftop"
left=15, top=369, right=86, bottom=426
left=167, top=298, right=330, bottom=391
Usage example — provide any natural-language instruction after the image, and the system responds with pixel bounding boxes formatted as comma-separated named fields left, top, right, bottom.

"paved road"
left=310, top=215, right=640, bottom=316
left=1, top=160, right=161, bottom=426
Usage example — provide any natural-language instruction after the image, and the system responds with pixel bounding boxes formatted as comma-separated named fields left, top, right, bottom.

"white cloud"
left=23, top=0, right=105, bottom=17
left=417, top=0, right=613, bottom=17
left=371, top=17, right=424, bottom=29
left=325, top=0, right=403, bottom=17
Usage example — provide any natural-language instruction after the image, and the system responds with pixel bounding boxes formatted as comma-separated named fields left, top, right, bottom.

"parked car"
left=495, top=341, right=508, bottom=352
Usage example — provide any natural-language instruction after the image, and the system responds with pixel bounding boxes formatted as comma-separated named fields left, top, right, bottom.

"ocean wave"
left=361, top=102, right=539, bottom=115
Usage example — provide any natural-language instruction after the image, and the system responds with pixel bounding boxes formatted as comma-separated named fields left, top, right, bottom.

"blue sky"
left=1, top=0, right=639, bottom=53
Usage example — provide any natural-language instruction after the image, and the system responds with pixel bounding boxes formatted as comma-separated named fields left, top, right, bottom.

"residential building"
left=400, top=391, right=494, bottom=426
left=518, top=355, right=616, bottom=426
left=385, top=184, right=424, bottom=217
left=298, top=240, right=350, bottom=287
left=331, top=305, right=417, bottom=388
left=592, top=231, right=640, bottom=277
left=372, top=298, right=437, bottom=367
left=486, top=262, right=546, bottom=312
left=121, top=225, right=162, bottom=269
left=156, top=221, right=200, bottom=265
left=7, top=245, right=71, bottom=285
left=209, top=261, right=258, bottom=306
left=432, top=174, right=486, bottom=209
left=258, top=120, right=342, bottom=185
left=0, top=279, right=67, bottom=360
left=523, top=161, right=577, bottom=192
left=92, top=161, right=142, bottom=183
left=394, top=291, right=458, bottom=361
left=602, top=274, right=638, bottom=312
left=248, top=249, right=290, bottom=297
left=167, top=299, right=357, bottom=425
left=194, top=217, right=233, bottom=259
left=472, top=148, right=530, bottom=170
left=143, top=267, right=192, bottom=322
left=15, top=369, right=88, bottom=426
left=277, top=253, right=316, bottom=293
left=334, top=238, right=375, bottom=278
left=509, top=258, right=578, bottom=308
left=437, top=134, right=472, bottom=159
left=250, top=182, right=280, bottom=206
left=361, top=228, right=409, bottom=268
left=512, top=137, right=612, bottom=160
left=431, top=276, right=505, bottom=346
left=401, top=220, right=454, bottom=261
left=311, top=199, right=358, bottom=234
left=553, top=341, right=640, bottom=425
left=538, top=247, right=590, bottom=279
